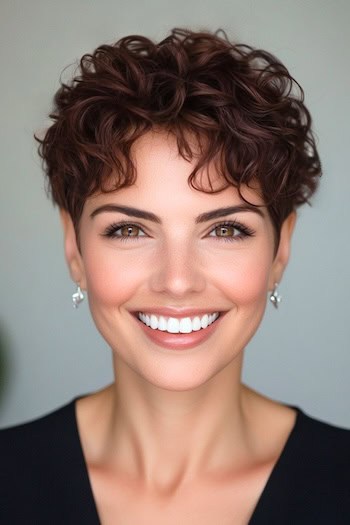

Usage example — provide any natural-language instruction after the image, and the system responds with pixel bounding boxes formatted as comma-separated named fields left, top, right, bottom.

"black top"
left=1, top=398, right=350, bottom=524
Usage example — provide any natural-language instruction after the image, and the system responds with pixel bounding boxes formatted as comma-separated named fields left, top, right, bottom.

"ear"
left=59, top=210, right=87, bottom=289
left=269, top=211, right=297, bottom=289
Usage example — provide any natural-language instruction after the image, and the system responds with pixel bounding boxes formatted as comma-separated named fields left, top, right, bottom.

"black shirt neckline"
left=70, top=397, right=303, bottom=524
left=247, top=404, right=302, bottom=523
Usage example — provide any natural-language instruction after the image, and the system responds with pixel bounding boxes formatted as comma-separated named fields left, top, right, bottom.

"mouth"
left=130, top=310, right=227, bottom=351
left=135, top=311, right=221, bottom=334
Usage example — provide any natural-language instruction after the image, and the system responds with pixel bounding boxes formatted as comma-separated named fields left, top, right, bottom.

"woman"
left=1, top=28, right=349, bottom=524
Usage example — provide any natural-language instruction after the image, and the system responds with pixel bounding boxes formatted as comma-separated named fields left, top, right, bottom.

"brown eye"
left=208, top=221, right=255, bottom=243
left=102, top=222, right=147, bottom=241
left=214, top=225, right=237, bottom=237
left=119, top=225, right=140, bottom=237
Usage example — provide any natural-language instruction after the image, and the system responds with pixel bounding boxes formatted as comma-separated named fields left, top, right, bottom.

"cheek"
left=82, top=244, right=147, bottom=307
left=214, top=248, right=273, bottom=306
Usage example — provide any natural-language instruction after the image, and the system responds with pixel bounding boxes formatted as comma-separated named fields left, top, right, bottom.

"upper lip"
left=132, top=307, right=225, bottom=318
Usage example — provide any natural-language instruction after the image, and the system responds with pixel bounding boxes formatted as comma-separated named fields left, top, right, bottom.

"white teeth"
left=137, top=312, right=220, bottom=333
left=158, top=316, right=167, bottom=331
left=167, top=318, right=180, bottom=333
left=192, top=317, right=202, bottom=331
left=150, top=314, right=158, bottom=329
left=200, top=314, right=209, bottom=329
left=179, top=317, right=193, bottom=334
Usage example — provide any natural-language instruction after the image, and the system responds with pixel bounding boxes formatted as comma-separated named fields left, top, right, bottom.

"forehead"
left=86, top=130, right=266, bottom=212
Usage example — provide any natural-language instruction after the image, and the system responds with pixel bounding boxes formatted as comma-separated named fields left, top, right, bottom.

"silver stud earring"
left=72, top=283, right=84, bottom=308
left=269, top=282, right=282, bottom=309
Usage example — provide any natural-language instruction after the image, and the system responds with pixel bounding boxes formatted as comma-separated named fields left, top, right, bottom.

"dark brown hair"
left=36, top=28, right=321, bottom=244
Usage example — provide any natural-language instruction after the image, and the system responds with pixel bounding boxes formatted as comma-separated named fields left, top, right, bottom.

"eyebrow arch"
left=90, top=204, right=264, bottom=223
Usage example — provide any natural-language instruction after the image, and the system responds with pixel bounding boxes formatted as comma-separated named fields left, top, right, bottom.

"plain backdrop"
left=0, top=0, right=349, bottom=428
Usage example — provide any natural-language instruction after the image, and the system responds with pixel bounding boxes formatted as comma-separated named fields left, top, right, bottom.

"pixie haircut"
left=36, top=28, right=321, bottom=243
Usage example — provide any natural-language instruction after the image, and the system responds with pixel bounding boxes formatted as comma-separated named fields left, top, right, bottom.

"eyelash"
left=101, top=220, right=255, bottom=243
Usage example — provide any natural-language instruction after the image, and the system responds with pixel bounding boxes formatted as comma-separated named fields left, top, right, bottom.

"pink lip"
left=131, top=311, right=226, bottom=350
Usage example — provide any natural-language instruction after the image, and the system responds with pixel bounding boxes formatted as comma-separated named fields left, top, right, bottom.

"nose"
left=149, top=240, right=206, bottom=297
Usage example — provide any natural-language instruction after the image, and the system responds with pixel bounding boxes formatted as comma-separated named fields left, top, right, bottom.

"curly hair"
left=36, top=27, right=321, bottom=244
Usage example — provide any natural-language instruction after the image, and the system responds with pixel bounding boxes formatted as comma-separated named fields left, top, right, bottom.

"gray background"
left=1, top=0, right=349, bottom=428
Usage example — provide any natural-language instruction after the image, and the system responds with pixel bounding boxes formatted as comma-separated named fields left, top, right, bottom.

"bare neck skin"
left=76, top=354, right=286, bottom=497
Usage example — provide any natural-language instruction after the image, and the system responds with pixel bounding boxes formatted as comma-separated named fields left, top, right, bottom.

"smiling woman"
left=61, top=131, right=287, bottom=383
left=1, top=28, right=349, bottom=525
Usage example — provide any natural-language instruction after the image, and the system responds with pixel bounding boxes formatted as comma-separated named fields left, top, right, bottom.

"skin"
left=60, top=129, right=297, bottom=523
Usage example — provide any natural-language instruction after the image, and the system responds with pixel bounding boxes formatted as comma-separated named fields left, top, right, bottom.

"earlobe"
left=269, top=211, right=297, bottom=288
left=59, top=210, right=86, bottom=288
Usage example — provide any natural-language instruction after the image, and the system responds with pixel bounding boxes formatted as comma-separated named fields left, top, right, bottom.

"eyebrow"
left=90, top=204, right=264, bottom=223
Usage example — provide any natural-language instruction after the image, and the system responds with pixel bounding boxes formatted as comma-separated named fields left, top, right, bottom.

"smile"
left=137, top=312, right=220, bottom=334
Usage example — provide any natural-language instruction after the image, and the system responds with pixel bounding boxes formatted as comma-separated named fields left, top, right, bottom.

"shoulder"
left=0, top=398, right=97, bottom=524
left=0, top=398, right=78, bottom=483
left=292, top=407, right=350, bottom=466
left=279, top=408, right=350, bottom=522
left=251, top=407, right=350, bottom=524
left=0, top=398, right=78, bottom=464
left=284, top=407, right=350, bottom=487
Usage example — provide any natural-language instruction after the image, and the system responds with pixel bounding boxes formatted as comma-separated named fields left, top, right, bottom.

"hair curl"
left=36, top=27, right=321, bottom=244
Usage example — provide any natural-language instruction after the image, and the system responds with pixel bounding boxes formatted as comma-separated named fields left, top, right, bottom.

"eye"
left=102, top=222, right=147, bottom=241
left=208, top=221, right=255, bottom=242
left=101, top=220, right=255, bottom=243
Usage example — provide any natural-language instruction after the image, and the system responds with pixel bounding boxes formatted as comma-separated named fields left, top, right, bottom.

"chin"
left=124, top=352, right=241, bottom=393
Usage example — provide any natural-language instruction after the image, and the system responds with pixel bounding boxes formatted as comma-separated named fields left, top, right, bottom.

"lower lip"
left=132, top=313, right=225, bottom=350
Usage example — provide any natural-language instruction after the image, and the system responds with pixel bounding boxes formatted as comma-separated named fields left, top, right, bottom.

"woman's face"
left=61, top=130, right=295, bottom=391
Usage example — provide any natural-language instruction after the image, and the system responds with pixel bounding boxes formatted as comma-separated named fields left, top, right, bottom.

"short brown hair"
left=36, top=28, right=321, bottom=243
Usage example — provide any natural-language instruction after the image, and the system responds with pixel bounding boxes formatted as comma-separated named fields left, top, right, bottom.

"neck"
left=79, top=352, right=258, bottom=495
